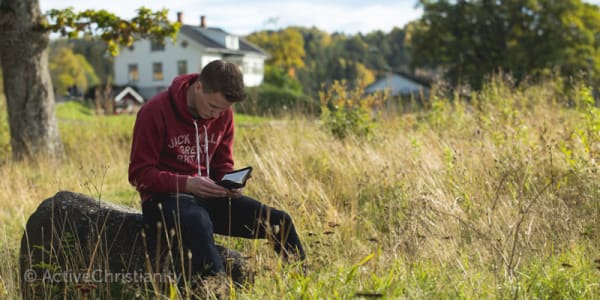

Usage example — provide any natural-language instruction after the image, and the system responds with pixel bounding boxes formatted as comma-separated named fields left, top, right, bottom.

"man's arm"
left=128, top=105, right=188, bottom=194
left=209, top=109, right=235, bottom=181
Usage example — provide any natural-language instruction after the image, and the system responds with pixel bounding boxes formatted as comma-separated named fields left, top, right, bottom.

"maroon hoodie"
left=128, top=74, right=235, bottom=202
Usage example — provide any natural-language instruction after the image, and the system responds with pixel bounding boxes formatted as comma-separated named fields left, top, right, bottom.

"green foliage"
left=247, top=28, right=306, bottom=70
left=4, top=69, right=600, bottom=298
left=296, top=30, right=382, bottom=95
left=45, top=7, right=181, bottom=55
left=238, top=84, right=317, bottom=116
left=49, top=45, right=99, bottom=97
left=410, top=0, right=600, bottom=88
left=263, top=65, right=303, bottom=93
left=55, top=100, right=95, bottom=120
left=0, top=94, right=9, bottom=157
left=559, top=83, right=600, bottom=171
left=64, top=39, right=113, bottom=83
left=319, top=81, right=387, bottom=140
left=331, top=58, right=375, bottom=87
left=248, top=26, right=409, bottom=97
left=521, top=247, right=600, bottom=299
left=574, top=84, right=600, bottom=141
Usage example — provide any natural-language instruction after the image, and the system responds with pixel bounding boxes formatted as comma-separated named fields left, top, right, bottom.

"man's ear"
left=194, top=81, right=203, bottom=93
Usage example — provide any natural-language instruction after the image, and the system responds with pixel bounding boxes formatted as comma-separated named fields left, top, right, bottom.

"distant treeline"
left=48, top=25, right=410, bottom=99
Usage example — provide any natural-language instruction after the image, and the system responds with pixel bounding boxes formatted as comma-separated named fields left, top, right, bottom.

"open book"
left=218, top=166, right=253, bottom=189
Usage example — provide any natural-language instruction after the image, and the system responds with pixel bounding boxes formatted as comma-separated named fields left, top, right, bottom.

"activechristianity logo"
left=23, top=269, right=183, bottom=284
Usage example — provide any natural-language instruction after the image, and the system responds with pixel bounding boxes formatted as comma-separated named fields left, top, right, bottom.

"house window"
left=177, top=60, right=188, bottom=75
left=153, top=63, right=163, bottom=81
left=150, top=40, right=165, bottom=51
left=128, top=64, right=139, bottom=82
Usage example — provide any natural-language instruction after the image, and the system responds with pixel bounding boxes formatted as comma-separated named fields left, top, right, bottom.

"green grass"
left=1, top=77, right=600, bottom=299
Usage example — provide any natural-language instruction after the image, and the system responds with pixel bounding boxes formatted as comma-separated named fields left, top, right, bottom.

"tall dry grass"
left=1, top=76, right=599, bottom=298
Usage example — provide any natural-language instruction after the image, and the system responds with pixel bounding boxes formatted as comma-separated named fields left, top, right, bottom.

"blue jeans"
left=142, top=193, right=305, bottom=276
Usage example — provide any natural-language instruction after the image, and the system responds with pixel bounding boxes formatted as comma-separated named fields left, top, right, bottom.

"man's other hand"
left=186, top=176, right=242, bottom=198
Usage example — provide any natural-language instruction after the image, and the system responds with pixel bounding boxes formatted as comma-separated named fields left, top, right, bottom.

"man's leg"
left=201, top=195, right=306, bottom=260
left=142, top=193, right=225, bottom=276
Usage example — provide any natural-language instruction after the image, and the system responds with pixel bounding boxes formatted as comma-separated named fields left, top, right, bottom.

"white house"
left=114, top=14, right=268, bottom=100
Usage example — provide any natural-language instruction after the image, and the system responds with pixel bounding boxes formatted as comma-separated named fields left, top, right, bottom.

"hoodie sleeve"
left=128, top=102, right=189, bottom=195
left=209, top=109, right=235, bottom=181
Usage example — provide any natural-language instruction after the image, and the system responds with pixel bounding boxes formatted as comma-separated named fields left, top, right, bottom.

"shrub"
left=319, top=80, right=387, bottom=140
left=236, top=84, right=318, bottom=116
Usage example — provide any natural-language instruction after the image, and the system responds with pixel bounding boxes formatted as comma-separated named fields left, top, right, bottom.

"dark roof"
left=365, top=71, right=433, bottom=96
left=180, top=25, right=267, bottom=56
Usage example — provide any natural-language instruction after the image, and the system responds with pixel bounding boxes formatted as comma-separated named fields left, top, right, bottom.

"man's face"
left=188, top=81, right=232, bottom=119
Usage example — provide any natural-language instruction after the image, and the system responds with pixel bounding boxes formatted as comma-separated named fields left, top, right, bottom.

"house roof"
left=392, top=71, right=432, bottom=88
left=365, top=71, right=432, bottom=96
left=114, top=86, right=144, bottom=104
left=180, top=25, right=267, bottom=56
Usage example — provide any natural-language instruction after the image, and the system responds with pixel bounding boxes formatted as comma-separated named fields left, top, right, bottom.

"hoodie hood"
left=168, top=73, right=199, bottom=123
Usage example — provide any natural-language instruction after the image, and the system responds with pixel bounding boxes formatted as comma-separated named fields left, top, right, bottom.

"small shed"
left=113, top=86, right=144, bottom=114
left=365, top=71, right=431, bottom=98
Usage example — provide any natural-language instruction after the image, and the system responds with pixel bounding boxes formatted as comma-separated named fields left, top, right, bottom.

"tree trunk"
left=0, top=0, right=63, bottom=160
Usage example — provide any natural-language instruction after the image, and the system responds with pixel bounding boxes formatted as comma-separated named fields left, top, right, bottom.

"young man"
left=129, top=60, right=305, bottom=278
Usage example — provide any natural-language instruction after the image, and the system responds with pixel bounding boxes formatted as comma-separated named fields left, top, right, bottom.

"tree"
left=0, top=1, right=179, bottom=160
left=296, top=27, right=333, bottom=95
left=248, top=25, right=411, bottom=96
left=59, top=38, right=114, bottom=84
left=49, top=44, right=99, bottom=97
left=247, top=27, right=306, bottom=72
left=409, top=0, right=600, bottom=89
left=0, top=68, right=3, bottom=96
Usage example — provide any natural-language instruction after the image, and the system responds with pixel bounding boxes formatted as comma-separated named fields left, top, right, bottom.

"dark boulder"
left=20, top=191, right=250, bottom=299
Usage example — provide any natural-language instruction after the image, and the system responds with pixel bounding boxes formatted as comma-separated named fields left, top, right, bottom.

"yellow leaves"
left=44, top=7, right=179, bottom=57
left=106, top=40, right=119, bottom=56
left=319, top=80, right=388, bottom=140
left=355, top=63, right=375, bottom=87
left=247, top=28, right=305, bottom=70
left=118, top=21, right=128, bottom=30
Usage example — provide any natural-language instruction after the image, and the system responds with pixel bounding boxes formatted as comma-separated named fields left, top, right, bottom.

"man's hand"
left=186, top=176, right=242, bottom=198
left=227, top=188, right=243, bottom=198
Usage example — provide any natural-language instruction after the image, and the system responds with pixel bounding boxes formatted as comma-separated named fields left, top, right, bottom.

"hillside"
left=0, top=78, right=599, bottom=298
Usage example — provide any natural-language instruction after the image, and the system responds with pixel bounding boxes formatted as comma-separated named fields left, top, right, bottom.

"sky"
left=40, top=0, right=423, bottom=36
left=40, top=0, right=600, bottom=36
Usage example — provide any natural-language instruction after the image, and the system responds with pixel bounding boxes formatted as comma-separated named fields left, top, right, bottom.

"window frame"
left=152, top=62, right=164, bottom=81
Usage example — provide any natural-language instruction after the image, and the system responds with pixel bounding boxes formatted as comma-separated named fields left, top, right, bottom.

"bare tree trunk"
left=0, top=0, right=63, bottom=160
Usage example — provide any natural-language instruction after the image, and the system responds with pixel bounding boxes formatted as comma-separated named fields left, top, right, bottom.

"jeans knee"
left=181, top=209, right=213, bottom=234
left=272, top=210, right=294, bottom=230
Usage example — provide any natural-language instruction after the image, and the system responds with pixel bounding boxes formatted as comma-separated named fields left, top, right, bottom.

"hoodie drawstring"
left=204, top=125, right=210, bottom=178
left=192, top=121, right=210, bottom=178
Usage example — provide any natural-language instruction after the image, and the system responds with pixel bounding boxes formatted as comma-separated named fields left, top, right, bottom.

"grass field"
left=0, top=78, right=599, bottom=299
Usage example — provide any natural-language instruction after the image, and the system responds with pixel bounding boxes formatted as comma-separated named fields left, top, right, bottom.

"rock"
left=20, top=191, right=250, bottom=299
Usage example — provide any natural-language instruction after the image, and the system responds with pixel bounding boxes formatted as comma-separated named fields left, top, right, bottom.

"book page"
left=222, top=169, right=249, bottom=183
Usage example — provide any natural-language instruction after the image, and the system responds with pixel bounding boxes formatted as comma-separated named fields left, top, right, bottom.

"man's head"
left=187, top=60, right=246, bottom=119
